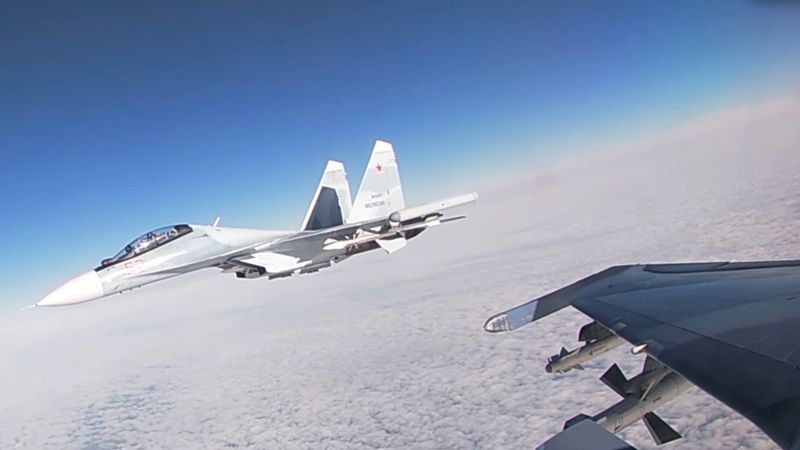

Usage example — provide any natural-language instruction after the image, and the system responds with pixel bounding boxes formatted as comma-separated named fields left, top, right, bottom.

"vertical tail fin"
left=347, top=140, right=405, bottom=223
left=301, top=160, right=353, bottom=231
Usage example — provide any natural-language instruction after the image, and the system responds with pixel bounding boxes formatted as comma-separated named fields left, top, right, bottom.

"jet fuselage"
left=39, top=225, right=297, bottom=306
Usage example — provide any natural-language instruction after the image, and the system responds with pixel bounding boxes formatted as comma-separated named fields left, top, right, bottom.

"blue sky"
left=2, top=1, right=799, bottom=305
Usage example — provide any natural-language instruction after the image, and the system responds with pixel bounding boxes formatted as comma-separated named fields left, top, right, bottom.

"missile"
left=593, top=371, right=688, bottom=442
left=388, top=192, right=478, bottom=223
left=545, top=334, right=623, bottom=373
left=322, top=215, right=447, bottom=251
left=400, top=216, right=442, bottom=231
left=565, top=358, right=690, bottom=446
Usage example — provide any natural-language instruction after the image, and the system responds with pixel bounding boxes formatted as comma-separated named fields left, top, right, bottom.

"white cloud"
left=2, top=94, right=799, bottom=449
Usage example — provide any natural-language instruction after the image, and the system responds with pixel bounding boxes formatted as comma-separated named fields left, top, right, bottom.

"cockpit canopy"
left=100, top=224, right=193, bottom=267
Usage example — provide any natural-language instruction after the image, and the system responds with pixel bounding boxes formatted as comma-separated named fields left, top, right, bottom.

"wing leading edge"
left=485, top=260, right=800, bottom=450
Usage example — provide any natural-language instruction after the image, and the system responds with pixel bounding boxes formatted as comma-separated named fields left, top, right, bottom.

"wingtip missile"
left=389, top=193, right=478, bottom=223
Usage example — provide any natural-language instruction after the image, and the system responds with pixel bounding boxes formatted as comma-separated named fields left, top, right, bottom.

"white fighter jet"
left=38, top=140, right=477, bottom=306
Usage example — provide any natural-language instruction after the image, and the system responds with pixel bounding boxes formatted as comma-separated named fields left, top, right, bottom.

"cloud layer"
left=2, top=94, right=799, bottom=449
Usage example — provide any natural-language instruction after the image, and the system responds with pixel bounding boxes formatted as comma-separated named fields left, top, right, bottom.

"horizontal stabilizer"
left=600, top=364, right=629, bottom=397
left=235, top=252, right=307, bottom=274
left=560, top=346, right=570, bottom=357
left=642, top=412, right=681, bottom=445
left=541, top=419, right=638, bottom=450
left=377, top=237, right=406, bottom=253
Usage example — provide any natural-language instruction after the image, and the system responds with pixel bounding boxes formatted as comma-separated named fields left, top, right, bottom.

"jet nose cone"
left=38, top=271, right=104, bottom=306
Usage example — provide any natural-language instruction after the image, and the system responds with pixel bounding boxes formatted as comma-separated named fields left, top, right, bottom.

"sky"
left=1, top=93, right=799, bottom=449
left=2, top=1, right=800, bottom=304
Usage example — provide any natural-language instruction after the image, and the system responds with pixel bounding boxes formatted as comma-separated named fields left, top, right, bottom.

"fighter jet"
left=38, top=140, right=477, bottom=306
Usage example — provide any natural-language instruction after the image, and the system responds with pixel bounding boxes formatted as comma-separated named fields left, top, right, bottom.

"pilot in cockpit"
left=136, top=233, right=156, bottom=253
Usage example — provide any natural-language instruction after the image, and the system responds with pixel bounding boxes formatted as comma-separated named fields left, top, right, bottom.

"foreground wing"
left=486, top=260, right=800, bottom=449
left=537, top=420, right=637, bottom=450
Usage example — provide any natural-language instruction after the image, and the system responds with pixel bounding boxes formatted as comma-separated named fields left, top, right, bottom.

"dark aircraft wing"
left=485, top=260, right=800, bottom=450
left=537, top=420, right=637, bottom=450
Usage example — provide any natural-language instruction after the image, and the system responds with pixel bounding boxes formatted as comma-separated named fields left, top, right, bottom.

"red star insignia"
left=375, top=163, right=383, bottom=172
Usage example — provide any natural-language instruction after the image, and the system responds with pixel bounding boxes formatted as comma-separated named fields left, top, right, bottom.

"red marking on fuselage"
left=123, top=259, right=145, bottom=276
left=124, top=259, right=144, bottom=269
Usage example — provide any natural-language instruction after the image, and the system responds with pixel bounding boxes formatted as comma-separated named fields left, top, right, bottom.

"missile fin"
left=600, top=363, right=629, bottom=397
left=640, top=357, right=669, bottom=400
left=642, top=412, right=681, bottom=445
left=643, top=355, right=665, bottom=373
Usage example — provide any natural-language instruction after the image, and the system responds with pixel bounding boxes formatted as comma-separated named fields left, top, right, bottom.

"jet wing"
left=485, top=260, right=800, bottom=450
left=260, top=192, right=478, bottom=254
left=537, top=420, right=637, bottom=450
left=210, top=193, right=478, bottom=278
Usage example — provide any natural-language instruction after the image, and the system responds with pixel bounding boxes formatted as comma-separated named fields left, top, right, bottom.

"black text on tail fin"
left=347, top=140, right=404, bottom=223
